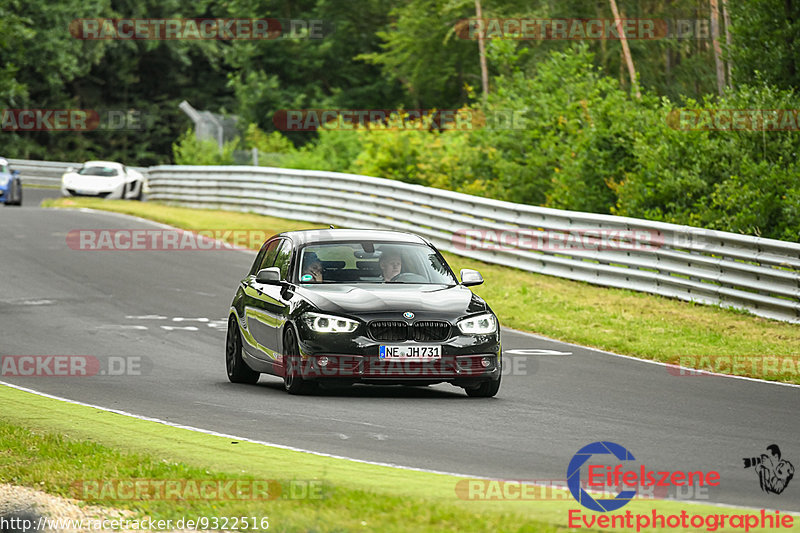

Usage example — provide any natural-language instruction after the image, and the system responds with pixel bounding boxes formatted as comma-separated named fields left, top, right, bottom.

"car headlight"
left=303, top=312, right=359, bottom=333
left=457, top=313, right=497, bottom=334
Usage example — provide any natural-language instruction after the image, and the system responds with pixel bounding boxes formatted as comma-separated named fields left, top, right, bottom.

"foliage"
left=282, top=41, right=800, bottom=239
left=614, top=83, right=800, bottom=240
left=173, top=129, right=240, bottom=165
left=728, top=0, right=800, bottom=91
left=5, top=0, right=800, bottom=240
left=244, top=123, right=296, bottom=154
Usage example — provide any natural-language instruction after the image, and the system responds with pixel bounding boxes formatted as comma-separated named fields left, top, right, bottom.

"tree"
left=728, top=0, right=800, bottom=90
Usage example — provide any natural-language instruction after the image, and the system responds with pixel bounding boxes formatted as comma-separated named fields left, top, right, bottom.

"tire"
left=226, top=317, right=260, bottom=384
left=283, top=328, right=317, bottom=395
left=464, top=375, right=501, bottom=398
left=134, top=181, right=143, bottom=201
left=8, top=180, right=22, bottom=206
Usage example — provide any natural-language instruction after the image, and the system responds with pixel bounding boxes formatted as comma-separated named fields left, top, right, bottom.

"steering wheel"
left=390, top=272, right=427, bottom=283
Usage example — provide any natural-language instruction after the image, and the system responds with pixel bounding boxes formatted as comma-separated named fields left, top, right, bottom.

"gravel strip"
left=0, top=483, right=220, bottom=532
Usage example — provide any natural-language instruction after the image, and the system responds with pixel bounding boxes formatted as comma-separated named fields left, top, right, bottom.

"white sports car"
left=61, top=161, right=145, bottom=200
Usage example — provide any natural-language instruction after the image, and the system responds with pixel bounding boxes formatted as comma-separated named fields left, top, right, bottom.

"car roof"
left=83, top=160, right=123, bottom=168
left=279, top=229, right=429, bottom=247
left=0, top=157, right=8, bottom=166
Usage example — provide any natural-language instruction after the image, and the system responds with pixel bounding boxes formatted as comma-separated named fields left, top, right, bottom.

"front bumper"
left=294, top=324, right=501, bottom=386
left=61, top=183, right=125, bottom=199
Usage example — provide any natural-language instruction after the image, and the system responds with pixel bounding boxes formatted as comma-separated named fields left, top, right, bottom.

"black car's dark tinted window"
left=255, top=240, right=281, bottom=273
left=249, top=242, right=269, bottom=275
left=273, top=240, right=293, bottom=280
left=296, top=242, right=456, bottom=284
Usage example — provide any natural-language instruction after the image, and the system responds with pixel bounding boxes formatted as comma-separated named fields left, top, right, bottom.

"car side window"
left=250, top=240, right=281, bottom=275
left=272, top=240, right=293, bottom=280
left=249, top=243, right=268, bottom=276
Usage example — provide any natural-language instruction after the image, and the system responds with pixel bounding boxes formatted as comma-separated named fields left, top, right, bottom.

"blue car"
left=0, top=158, right=22, bottom=206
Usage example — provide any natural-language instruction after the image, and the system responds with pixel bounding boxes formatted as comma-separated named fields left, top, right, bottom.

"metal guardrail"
left=142, top=165, right=800, bottom=324
left=7, top=158, right=798, bottom=323
left=8, top=159, right=76, bottom=185
left=8, top=159, right=148, bottom=186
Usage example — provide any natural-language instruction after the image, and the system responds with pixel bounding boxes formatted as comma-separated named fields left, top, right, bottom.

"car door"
left=242, top=238, right=293, bottom=367
left=268, top=239, right=295, bottom=364
left=240, top=239, right=281, bottom=365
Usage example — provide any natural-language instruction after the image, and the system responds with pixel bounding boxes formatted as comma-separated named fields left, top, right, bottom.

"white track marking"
left=0, top=381, right=790, bottom=513
left=505, top=349, right=572, bottom=356
left=503, top=327, right=800, bottom=389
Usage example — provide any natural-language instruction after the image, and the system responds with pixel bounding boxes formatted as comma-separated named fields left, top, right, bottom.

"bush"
left=282, top=128, right=364, bottom=173
left=177, top=44, right=800, bottom=241
left=614, top=84, right=800, bottom=239
left=172, top=129, right=240, bottom=165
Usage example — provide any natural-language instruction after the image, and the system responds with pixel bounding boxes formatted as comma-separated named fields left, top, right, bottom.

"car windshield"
left=297, top=242, right=457, bottom=285
left=78, top=166, right=119, bottom=177
left=0, top=164, right=8, bottom=173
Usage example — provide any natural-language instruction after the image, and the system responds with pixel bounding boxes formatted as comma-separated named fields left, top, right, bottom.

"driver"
left=301, top=253, right=324, bottom=282
left=378, top=250, right=402, bottom=281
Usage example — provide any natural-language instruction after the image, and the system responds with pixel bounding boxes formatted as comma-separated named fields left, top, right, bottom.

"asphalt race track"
left=1, top=205, right=798, bottom=512
left=20, top=185, right=62, bottom=206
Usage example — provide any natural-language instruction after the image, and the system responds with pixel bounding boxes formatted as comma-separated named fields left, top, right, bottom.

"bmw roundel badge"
left=403, top=311, right=415, bottom=320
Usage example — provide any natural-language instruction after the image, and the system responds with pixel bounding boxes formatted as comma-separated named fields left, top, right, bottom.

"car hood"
left=63, top=172, right=125, bottom=188
left=295, top=284, right=489, bottom=319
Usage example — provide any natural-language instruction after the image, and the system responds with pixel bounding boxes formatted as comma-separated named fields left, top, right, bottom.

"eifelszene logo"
left=743, top=444, right=794, bottom=495
left=567, top=441, right=721, bottom=512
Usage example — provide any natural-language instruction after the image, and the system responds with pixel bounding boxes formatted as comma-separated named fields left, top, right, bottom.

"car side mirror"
left=11, top=170, right=19, bottom=177
left=460, top=269, right=484, bottom=287
left=255, top=267, right=281, bottom=284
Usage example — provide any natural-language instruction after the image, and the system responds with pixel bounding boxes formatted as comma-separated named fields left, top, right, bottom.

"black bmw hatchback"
left=226, top=229, right=501, bottom=397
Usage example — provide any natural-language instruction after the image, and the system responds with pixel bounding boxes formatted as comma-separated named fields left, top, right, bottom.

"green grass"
left=42, top=197, right=800, bottom=384
left=0, top=385, right=773, bottom=533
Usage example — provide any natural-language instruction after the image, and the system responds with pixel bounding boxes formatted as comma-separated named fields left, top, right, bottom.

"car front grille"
left=368, top=321, right=408, bottom=341
left=67, top=189, right=111, bottom=198
left=368, top=320, right=451, bottom=342
left=412, top=320, right=451, bottom=341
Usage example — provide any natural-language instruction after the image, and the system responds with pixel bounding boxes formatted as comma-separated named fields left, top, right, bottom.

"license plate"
left=379, top=345, right=441, bottom=360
